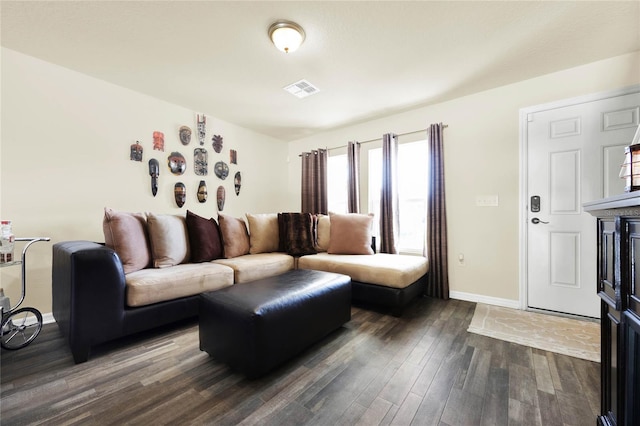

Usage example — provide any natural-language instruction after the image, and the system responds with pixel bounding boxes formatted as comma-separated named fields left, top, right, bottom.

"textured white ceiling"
left=2, top=1, right=639, bottom=141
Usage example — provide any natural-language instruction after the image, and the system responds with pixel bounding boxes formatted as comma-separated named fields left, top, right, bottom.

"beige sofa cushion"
left=246, top=213, right=280, bottom=254
left=125, top=263, right=234, bottom=307
left=103, top=207, right=150, bottom=274
left=298, top=253, right=428, bottom=289
left=327, top=213, right=374, bottom=255
left=214, top=252, right=295, bottom=284
left=147, top=213, right=190, bottom=268
left=315, top=214, right=330, bottom=252
left=218, top=214, right=250, bottom=258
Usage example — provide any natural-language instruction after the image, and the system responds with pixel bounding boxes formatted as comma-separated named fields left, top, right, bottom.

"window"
left=327, top=154, right=348, bottom=214
left=369, top=140, right=428, bottom=253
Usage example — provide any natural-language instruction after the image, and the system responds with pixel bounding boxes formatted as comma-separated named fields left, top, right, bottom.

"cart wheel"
left=1, top=307, right=43, bottom=350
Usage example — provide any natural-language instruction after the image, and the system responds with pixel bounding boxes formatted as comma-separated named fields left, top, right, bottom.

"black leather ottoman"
left=199, top=269, right=351, bottom=378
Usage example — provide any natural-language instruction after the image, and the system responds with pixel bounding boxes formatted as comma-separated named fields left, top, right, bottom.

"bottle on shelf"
left=0, top=220, right=15, bottom=263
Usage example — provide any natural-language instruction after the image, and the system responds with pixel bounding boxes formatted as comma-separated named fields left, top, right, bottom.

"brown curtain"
left=347, top=141, right=360, bottom=213
left=380, top=133, right=399, bottom=254
left=301, top=149, right=328, bottom=214
left=426, top=123, right=449, bottom=299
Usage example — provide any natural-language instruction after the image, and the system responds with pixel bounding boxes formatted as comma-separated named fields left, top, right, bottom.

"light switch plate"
left=476, top=195, right=499, bottom=207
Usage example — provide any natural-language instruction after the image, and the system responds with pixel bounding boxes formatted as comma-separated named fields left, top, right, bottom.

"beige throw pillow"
left=315, top=214, right=330, bottom=252
left=218, top=213, right=251, bottom=258
left=147, top=213, right=190, bottom=268
left=327, top=213, right=374, bottom=255
left=103, top=207, right=150, bottom=274
left=246, top=213, right=279, bottom=254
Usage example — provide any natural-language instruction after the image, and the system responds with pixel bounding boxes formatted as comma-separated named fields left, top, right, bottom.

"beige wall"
left=0, top=48, right=289, bottom=315
left=287, top=51, right=640, bottom=305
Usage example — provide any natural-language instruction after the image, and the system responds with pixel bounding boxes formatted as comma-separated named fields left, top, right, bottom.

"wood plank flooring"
left=0, top=298, right=600, bottom=425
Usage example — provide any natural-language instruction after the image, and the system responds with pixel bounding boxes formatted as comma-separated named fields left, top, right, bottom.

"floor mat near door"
left=468, top=303, right=600, bottom=362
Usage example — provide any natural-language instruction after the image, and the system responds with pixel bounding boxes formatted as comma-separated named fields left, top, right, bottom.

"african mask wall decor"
left=214, top=161, right=229, bottom=180
left=217, top=186, right=225, bottom=211
left=212, top=134, right=223, bottom=153
left=153, top=131, right=165, bottom=151
left=174, top=182, right=186, bottom=208
left=167, top=151, right=186, bottom=175
left=179, top=126, right=192, bottom=145
left=148, top=158, right=159, bottom=196
left=130, top=141, right=143, bottom=162
left=234, top=171, right=241, bottom=195
left=194, top=148, right=208, bottom=176
left=230, top=149, right=237, bottom=164
left=197, top=180, right=208, bottom=203
left=197, top=114, right=206, bottom=146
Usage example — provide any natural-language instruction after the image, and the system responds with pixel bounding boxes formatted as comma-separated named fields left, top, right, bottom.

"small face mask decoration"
left=214, top=161, right=229, bottom=180
left=179, top=126, right=192, bottom=145
left=197, top=180, right=207, bottom=203
left=148, top=158, right=159, bottom=196
left=153, top=131, right=165, bottom=151
left=217, top=186, right=225, bottom=211
left=234, top=171, right=241, bottom=196
left=168, top=151, right=186, bottom=175
left=130, top=141, right=143, bottom=162
left=174, top=182, right=186, bottom=208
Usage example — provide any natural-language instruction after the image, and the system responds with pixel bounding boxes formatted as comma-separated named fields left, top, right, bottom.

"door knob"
left=531, top=217, right=549, bottom=224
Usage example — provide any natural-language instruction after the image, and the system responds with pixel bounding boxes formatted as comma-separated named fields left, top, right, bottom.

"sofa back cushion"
left=147, top=213, right=190, bottom=268
left=246, top=213, right=280, bottom=254
left=103, top=207, right=151, bottom=274
left=328, top=213, right=374, bottom=255
left=218, top=213, right=250, bottom=258
left=186, top=210, right=223, bottom=262
left=315, top=214, right=330, bottom=252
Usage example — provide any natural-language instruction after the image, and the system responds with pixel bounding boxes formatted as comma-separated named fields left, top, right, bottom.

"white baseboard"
left=43, top=312, right=55, bottom=324
left=449, top=291, right=520, bottom=310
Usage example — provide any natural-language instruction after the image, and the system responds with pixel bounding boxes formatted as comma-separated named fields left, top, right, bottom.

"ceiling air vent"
left=284, top=79, right=320, bottom=99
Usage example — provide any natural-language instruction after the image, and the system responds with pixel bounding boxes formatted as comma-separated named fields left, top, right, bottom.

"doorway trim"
left=518, top=84, right=640, bottom=312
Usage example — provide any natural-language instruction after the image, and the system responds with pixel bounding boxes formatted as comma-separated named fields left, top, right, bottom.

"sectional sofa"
left=52, top=209, right=428, bottom=363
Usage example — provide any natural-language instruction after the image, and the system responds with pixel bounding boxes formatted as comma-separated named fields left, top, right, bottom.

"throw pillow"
left=327, top=212, right=374, bottom=255
left=278, top=212, right=317, bottom=256
left=246, top=213, right=279, bottom=254
left=315, top=214, right=330, bottom=252
left=185, top=210, right=223, bottom=262
left=103, top=207, right=150, bottom=274
left=218, top=213, right=250, bottom=258
left=147, top=212, right=190, bottom=268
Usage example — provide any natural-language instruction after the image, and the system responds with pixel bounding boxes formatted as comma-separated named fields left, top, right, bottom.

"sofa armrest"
left=52, top=241, right=127, bottom=363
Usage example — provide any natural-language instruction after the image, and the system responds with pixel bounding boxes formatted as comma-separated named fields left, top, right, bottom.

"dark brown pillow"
left=185, top=210, right=223, bottom=262
left=278, top=212, right=317, bottom=256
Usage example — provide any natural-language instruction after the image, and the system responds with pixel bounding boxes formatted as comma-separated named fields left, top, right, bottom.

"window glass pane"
left=327, top=154, right=348, bottom=214
left=368, top=140, right=428, bottom=253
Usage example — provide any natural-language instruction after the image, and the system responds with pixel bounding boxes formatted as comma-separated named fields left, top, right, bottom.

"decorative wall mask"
left=197, top=180, right=208, bottom=203
left=174, top=182, right=186, bottom=208
left=179, top=126, right=192, bottom=145
left=130, top=141, right=143, bottom=161
left=234, top=171, right=241, bottom=195
left=167, top=151, right=186, bottom=175
left=197, top=114, right=206, bottom=146
left=212, top=134, right=223, bottom=153
left=230, top=149, right=237, bottom=164
left=153, top=131, right=165, bottom=151
left=214, top=161, right=229, bottom=180
left=217, top=186, right=225, bottom=211
left=194, top=148, right=208, bottom=176
left=148, top=158, right=159, bottom=196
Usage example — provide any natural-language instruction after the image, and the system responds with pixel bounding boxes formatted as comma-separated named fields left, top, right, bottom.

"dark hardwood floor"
left=0, top=298, right=599, bottom=425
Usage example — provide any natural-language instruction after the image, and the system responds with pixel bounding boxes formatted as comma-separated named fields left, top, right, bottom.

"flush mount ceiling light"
left=268, top=20, right=305, bottom=53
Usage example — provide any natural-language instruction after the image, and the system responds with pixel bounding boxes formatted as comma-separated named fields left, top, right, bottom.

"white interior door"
left=526, top=92, right=640, bottom=318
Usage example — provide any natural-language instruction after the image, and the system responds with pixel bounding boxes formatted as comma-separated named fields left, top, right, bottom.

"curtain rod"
left=328, top=124, right=448, bottom=151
